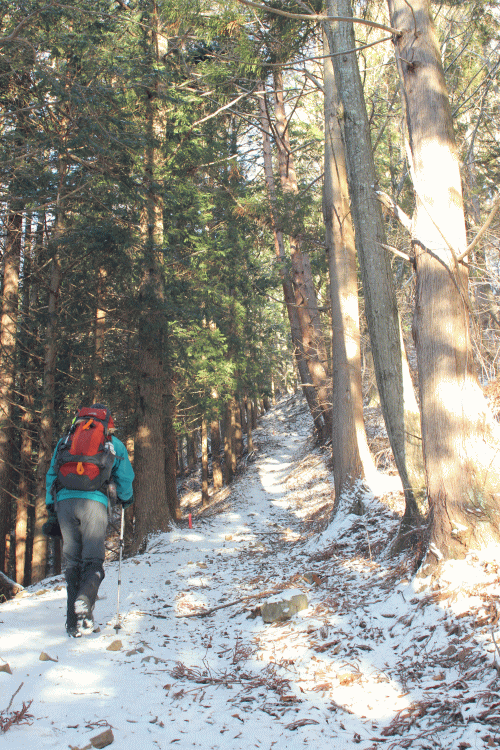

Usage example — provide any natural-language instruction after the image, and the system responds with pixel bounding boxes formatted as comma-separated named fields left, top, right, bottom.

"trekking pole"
left=114, top=503, right=125, bottom=633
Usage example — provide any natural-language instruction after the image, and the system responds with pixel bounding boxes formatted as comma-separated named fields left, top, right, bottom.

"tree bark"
left=165, top=379, right=180, bottom=521
left=132, top=3, right=173, bottom=551
left=0, top=208, right=22, bottom=572
left=92, top=267, right=107, bottom=402
left=17, top=226, right=36, bottom=586
left=246, top=398, right=254, bottom=454
left=323, top=29, right=366, bottom=510
left=201, top=417, right=209, bottom=507
left=273, top=70, right=333, bottom=442
left=224, top=400, right=234, bottom=485
left=187, top=430, right=196, bottom=471
left=325, top=0, right=425, bottom=522
left=211, top=416, right=223, bottom=490
left=387, top=0, right=500, bottom=567
left=230, top=397, right=237, bottom=476
left=257, top=86, right=324, bottom=437
left=234, top=397, right=243, bottom=458
left=32, top=253, right=61, bottom=583
left=178, top=435, right=185, bottom=476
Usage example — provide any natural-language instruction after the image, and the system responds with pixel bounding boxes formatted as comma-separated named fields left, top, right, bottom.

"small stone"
left=261, top=592, right=308, bottom=623
left=91, top=728, right=114, bottom=748
left=106, top=640, right=122, bottom=652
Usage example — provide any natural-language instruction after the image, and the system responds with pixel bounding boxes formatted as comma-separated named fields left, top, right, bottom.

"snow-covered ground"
left=1, top=394, right=500, bottom=749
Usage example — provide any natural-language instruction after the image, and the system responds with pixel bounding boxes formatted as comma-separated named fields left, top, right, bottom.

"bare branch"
left=267, top=36, right=394, bottom=69
left=376, top=190, right=412, bottom=233
left=381, top=242, right=412, bottom=263
left=233, top=0, right=402, bottom=36
left=459, top=193, right=500, bottom=261
left=0, top=2, right=56, bottom=50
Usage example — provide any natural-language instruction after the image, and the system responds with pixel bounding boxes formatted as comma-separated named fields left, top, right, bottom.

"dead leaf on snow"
left=39, top=652, right=58, bottom=662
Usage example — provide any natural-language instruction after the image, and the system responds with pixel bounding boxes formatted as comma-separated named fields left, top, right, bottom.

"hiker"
left=44, top=404, right=134, bottom=637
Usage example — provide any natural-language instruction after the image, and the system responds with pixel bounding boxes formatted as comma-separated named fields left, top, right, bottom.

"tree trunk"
left=257, top=87, right=324, bottom=437
left=211, top=417, right=223, bottom=490
left=323, top=29, right=366, bottom=510
left=224, top=400, right=234, bottom=485
left=187, top=430, right=196, bottom=471
left=234, top=397, right=243, bottom=458
left=32, top=254, right=61, bottom=583
left=16, top=395, right=33, bottom=585
left=165, top=379, right=180, bottom=521
left=92, top=267, right=107, bottom=402
left=325, top=0, right=425, bottom=522
left=252, top=399, right=258, bottom=429
left=201, top=417, right=209, bottom=508
left=132, top=3, right=172, bottom=551
left=17, top=226, right=36, bottom=585
left=387, top=0, right=500, bottom=567
left=133, top=326, right=170, bottom=548
left=0, top=208, right=22, bottom=572
left=178, top=436, right=185, bottom=476
left=246, top=398, right=254, bottom=454
left=273, top=70, right=333, bottom=442
left=230, top=397, right=237, bottom=476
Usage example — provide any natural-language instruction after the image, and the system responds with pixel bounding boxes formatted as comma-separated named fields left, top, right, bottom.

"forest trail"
left=1, top=395, right=500, bottom=750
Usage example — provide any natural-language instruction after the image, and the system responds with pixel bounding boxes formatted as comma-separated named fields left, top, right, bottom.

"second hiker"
left=45, top=404, right=134, bottom=637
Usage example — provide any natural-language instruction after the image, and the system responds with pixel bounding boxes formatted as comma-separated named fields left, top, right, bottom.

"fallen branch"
left=0, top=684, right=33, bottom=735
left=176, top=597, right=246, bottom=618
left=0, top=570, right=24, bottom=592
left=4, top=683, right=24, bottom=713
left=175, top=586, right=291, bottom=618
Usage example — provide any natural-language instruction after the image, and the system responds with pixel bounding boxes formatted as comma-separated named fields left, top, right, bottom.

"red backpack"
left=55, top=406, right=116, bottom=494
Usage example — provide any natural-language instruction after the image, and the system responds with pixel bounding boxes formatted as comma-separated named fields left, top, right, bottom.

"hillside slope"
left=1, top=395, right=499, bottom=749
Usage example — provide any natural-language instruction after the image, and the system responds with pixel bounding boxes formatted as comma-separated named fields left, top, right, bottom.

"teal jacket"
left=45, top=434, right=135, bottom=509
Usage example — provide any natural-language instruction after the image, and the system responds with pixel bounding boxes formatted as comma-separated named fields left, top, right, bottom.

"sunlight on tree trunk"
left=325, top=0, right=425, bottom=528
left=323, top=30, right=370, bottom=511
left=258, top=85, right=325, bottom=438
left=387, top=0, right=500, bottom=569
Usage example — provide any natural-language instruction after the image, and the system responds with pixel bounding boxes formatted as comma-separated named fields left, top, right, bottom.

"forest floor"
left=1, top=394, right=500, bottom=750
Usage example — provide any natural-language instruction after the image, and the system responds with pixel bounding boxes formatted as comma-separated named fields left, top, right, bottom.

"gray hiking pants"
left=57, top=497, right=108, bottom=572
left=56, top=498, right=108, bottom=616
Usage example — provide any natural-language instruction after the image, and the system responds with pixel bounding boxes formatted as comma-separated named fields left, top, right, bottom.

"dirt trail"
left=1, top=395, right=499, bottom=750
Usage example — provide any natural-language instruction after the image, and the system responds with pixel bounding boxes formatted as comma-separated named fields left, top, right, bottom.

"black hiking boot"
left=75, top=594, right=95, bottom=634
left=74, top=563, right=104, bottom=633
left=65, top=566, right=82, bottom=638
left=66, top=621, right=82, bottom=638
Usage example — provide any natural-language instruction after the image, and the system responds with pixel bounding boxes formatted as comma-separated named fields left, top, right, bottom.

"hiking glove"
left=42, top=506, right=62, bottom=537
left=118, top=496, right=133, bottom=508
